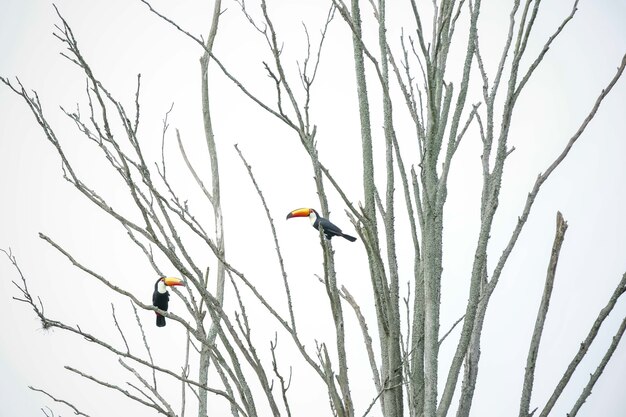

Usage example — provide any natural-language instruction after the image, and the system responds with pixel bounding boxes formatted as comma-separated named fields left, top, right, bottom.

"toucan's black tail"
left=342, top=233, right=357, bottom=242
left=156, top=313, right=166, bottom=327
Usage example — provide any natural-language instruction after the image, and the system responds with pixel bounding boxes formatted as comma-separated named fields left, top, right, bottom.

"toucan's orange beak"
left=286, top=208, right=311, bottom=220
left=163, top=277, right=185, bottom=287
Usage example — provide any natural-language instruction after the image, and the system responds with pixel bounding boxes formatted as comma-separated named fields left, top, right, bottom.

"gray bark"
left=518, top=212, right=568, bottom=417
left=199, top=1, right=224, bottom=415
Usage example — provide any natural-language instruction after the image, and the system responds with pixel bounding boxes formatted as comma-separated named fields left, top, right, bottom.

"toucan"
left=286, top=208, right=357, bottom=242
left=152, top=277, right=185, bottom=327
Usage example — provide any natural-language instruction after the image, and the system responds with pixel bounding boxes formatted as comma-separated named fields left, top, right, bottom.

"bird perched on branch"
left=287, top=208, right=357, bottom=242
left=152, top=277, right=185, bottom=327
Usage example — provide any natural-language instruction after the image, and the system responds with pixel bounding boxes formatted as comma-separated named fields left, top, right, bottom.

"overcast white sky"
left=1, top=1, right=626, bottom=416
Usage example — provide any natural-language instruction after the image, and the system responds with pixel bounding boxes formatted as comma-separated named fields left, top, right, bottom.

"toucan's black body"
left=312, top=213, right=357, bottom=241
left=287, top=208, right=357, bottom=242
left=153, top=279, right=170, bottom=327
left=152, top=277, right=184, bottom=327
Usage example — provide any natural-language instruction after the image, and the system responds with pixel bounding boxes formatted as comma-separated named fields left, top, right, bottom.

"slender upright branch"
left=567, top=316, right=626, bottom=417
left=518, top=212, right=568, bottom=417
left=538, top=272, right=626, bottom=417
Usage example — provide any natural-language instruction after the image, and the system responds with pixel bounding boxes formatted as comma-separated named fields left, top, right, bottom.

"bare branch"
left=568, top=316, right=626, bottom=417
left=119, top=359, right=176, bottom=416
left=66, top=365, right=171, bottom=415
left=209, top=53, right=298, bottom=130
left=519, top=211, right=568, bottom=417
left=234, top=144, right=295, bottom=329
left=29, top=386, right=92, bottom=417
left=177, top=129, right=214, bottom=205
left=489, top=53, right=626, bottom=294
left=538, top=272, right=626, bottom=417
left=340, top=285, right=382, bottom=394
left=131, top=302, right=158, bottom=389
left=514, top=1, right=579, bottom=101
left=139, top=0, right=206, bottom=48
left=439, top=314, right=465, bottom=347
left=111, top=303, right=131, bottom=354
left=270, top=336, right=294, bottom=417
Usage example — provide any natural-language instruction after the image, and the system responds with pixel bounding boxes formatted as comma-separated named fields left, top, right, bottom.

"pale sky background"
left=1, top=1, right=625, bottom=416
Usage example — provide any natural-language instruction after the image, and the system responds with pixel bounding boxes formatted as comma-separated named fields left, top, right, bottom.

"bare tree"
left=2, top=1, right=625, bottom=417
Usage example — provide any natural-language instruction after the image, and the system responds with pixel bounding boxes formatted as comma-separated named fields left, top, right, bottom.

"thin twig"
left=29, top=386, right=92, bottom=417
left=66, top=365, right=170, bottom=415
left=234, top=144, right=295, bottom=330
left=111, top=303, right=131, bottom=354
left=131, top=302, right=157, bottom=389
